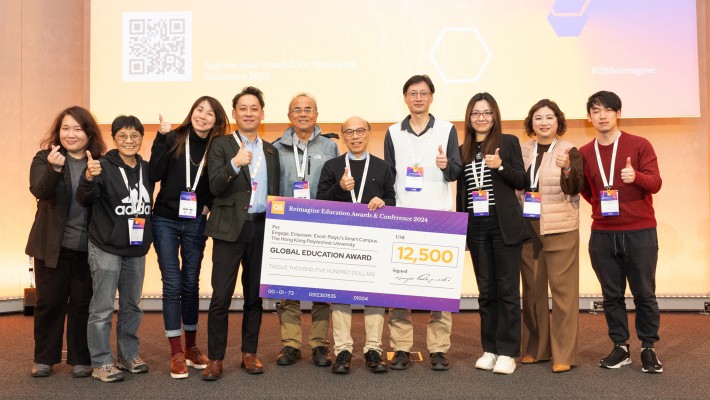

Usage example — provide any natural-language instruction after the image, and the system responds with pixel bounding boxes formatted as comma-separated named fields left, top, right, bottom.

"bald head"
left=341, top=116, right=371, bottom=158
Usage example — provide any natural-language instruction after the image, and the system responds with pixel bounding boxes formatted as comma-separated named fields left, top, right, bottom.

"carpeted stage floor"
left=2, top=311, right=709, bottom=399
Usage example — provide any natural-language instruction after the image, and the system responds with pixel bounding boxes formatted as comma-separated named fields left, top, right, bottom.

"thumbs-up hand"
left=158, top=114, right=171, bottom=134
left=85, top=150, right=102, bottom=181
left=340, top=167, right=355, bottom=191
left=232, top=146, right=252, bottom=168
left=47, top=145, right=66, bottom=172
left=435, top=144, right=448, bottom=169
left=621, top=156, right=635, bottom=183
left=555, top=147, right=571, bottom=169
left=484, top=148, right=502, bottom=169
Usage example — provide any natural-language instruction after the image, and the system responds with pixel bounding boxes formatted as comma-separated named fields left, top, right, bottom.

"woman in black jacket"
left=26, top=106, right=106, bottom=378
left=457, top=93, right=528, bottom=375
left=149, top=96, right=229, bottom=378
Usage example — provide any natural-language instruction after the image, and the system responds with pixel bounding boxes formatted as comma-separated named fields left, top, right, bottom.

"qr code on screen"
left=122, top=12, right=192, bottom=82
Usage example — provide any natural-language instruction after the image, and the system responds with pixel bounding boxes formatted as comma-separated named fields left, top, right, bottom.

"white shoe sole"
left=493, top=366, right=516, bottom=374
left=186, top=359, right=207, bottom=370
left=600, top=358, right=631, bottom=369
left=171, top=371, right=189, bottom=379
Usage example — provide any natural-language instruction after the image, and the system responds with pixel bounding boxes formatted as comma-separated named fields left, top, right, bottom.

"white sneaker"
left=493, top=355, right=516, bottom=374
left=475, top=352, right=497, bottom=370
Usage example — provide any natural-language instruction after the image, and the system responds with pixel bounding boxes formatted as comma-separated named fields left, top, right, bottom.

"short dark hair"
left=232, top=86, right=265, bottom=110
left=524, top=99, right=567, bottom=137
left=402, top=75, right=435, bottom=94
left=111, top=115, right=144, bottom=137
left=586, top=91, right=622, bottom=114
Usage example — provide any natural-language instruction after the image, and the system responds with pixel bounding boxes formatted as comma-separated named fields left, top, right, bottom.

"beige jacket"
left=520, top=139, right=579, bottom=235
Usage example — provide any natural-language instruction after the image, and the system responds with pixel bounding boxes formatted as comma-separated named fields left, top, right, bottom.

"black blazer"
left=205, top=134, right=280, bottom=242
left=456, top=134, right=530, bottom=245
left=26, top=149, right=78, bottom=267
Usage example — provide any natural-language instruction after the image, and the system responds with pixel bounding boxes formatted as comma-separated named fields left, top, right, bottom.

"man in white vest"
left=383, top=74, right=463, bottom=371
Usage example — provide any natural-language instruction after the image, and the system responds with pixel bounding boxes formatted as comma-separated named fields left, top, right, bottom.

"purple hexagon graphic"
left=547, top=0, right=592, bottom=37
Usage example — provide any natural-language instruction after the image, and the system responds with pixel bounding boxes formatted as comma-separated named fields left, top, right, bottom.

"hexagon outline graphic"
left=550, top=0, right=591, bottom=17
left=429, top=27, right=491, bottom=84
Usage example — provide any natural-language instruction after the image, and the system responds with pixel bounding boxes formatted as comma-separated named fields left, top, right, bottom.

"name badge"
left=128, top=218, right=145, bottom=246
left=249, top=180, right=258, bottom=209
left=405, top=165, right=424, bottom=192
left=178, top=191, right=198, bottom=219
left=293, top=181, right=310, bottom=199
left=523, top=192, right=541, bottom=218
left=471, top=190, right=490, bottom=216
left=600, top=190, right=620, bottom=216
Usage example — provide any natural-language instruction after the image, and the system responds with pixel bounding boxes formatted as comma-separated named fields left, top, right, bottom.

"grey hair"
left=288, top=92, right=318, bottom=112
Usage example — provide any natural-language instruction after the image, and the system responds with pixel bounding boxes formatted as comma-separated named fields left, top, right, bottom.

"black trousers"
left=589, top=228, right=660, bottom=347
left=467, top=213, right=523, bottom=357
left=33, top=248, right=93, bottom=365
left=207, top=219, right=265, bottom=359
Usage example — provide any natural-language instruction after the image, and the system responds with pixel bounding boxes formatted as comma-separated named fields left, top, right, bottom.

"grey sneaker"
left=72, top=364, right=93, bottom=378
left=117, top=357, right=149, bottom=374
left=92, top=364, right=125, bottom=382
left=31, top=363, right=52, bottom=378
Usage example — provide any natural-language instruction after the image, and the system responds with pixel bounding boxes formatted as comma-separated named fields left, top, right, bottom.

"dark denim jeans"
left=153, top=214, right=208, bottom=337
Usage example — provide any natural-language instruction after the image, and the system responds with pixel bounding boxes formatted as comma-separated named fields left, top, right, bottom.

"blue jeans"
left=152, top=214, right=207, bottom=337
left=87, top=241, right=146, bottom=367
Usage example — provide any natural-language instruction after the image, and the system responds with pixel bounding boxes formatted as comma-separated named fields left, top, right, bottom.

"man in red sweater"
left=579, top=91, right=663, bottom=374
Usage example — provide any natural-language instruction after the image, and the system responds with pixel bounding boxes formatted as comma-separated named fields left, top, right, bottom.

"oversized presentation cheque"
left=260, top=196, right=469, bottom=312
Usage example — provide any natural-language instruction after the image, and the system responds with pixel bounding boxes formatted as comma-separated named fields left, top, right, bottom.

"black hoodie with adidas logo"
left=76, top=149, right=154, bottom=257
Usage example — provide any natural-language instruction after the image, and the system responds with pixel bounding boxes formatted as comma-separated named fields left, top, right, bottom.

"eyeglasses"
left=471, top=110, right=494, bottom=119
left=406, top=91, right=431, bottom=99
left=115, top=133, right=142, bottom=142
left=290, top=107, right=316, bottom=115
left=342, top=128, right=369, bottom=137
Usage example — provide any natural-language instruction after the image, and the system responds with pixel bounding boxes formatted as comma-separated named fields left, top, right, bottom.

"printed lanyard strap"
left=529, top=138, right=557, bottom=191
left=470, top=158, right=485, bottom=190
left=292, top=138, right=308, bottom=180
left=403, top=129, right=433, bottom=166
left=594, top=132, right=621, bottom=190
left=345, top=154, right=370, bottom=204
left=233, top=131, right=264, bottom=178
left=119, top=165, right=144, bottom=217
left=185, top=135, right=206, bottom=191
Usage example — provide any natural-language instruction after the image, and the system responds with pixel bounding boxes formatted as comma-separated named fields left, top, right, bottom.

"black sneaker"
left=312, top=346, right=332, bottom=367
left=364, top=349, right=387, bottom=373
left=331, top=350, right=352, bottom=374
left=430, top=352, right=450, bottom=371
left=276, top=346, right=301, bottom=366
left=641, top=348, right=663, bottom=373
left=389, top=350, right=411, bottom=370
left=600, top=344, right=631, bottom=369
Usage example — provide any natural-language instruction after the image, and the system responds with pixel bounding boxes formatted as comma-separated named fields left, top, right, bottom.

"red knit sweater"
left=579, top=131, right=662, bottom=231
